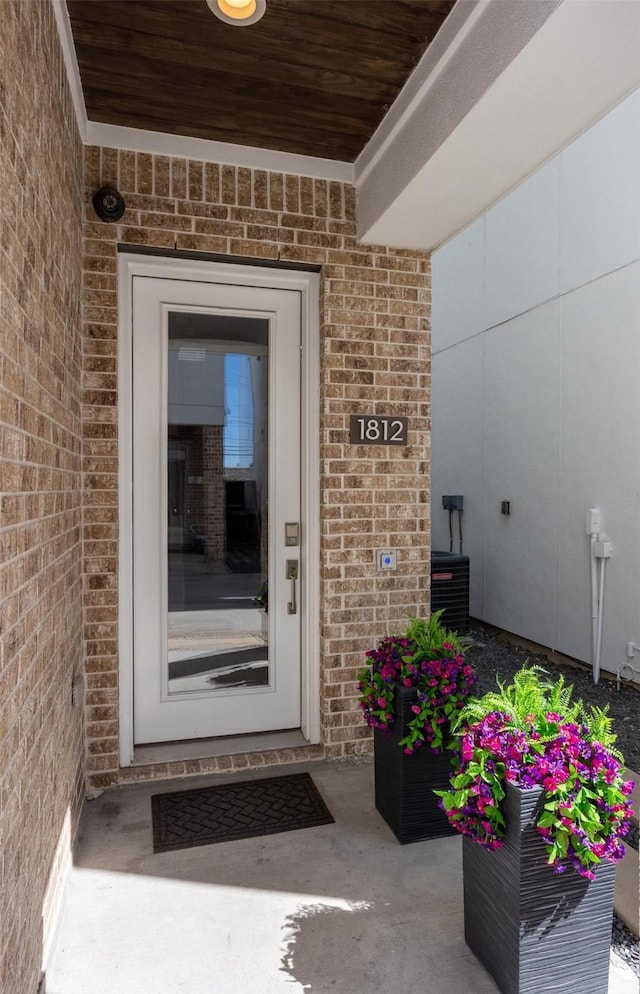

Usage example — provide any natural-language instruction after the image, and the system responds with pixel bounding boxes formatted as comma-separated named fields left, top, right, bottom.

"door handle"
left=286, top=560, right=298, bottom=615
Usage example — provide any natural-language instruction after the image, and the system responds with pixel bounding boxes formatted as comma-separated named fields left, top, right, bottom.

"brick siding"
left=83, top=146, right=432, bottom=786
left=0, top=3, right=85, bottom=992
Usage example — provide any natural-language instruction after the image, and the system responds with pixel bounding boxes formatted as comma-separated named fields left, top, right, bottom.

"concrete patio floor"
left=46, top=758, right=638, bottom=994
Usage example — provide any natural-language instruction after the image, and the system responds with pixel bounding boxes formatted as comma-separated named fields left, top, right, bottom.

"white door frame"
left=117, top=253, right=320, bottom=766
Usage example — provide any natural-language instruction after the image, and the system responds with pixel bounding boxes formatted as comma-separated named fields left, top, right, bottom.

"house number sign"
left=349, top=415, right=408, bottom=446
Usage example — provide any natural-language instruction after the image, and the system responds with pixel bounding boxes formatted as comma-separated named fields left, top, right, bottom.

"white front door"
left=131, top=275, right=301, bottom=744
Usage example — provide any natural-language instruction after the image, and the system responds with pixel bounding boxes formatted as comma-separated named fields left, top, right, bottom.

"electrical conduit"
left=593, top=550, right=607, bottom=685
left=586, top=510, right=611, bottom=685
left=590, top=530, right=599, bottom=681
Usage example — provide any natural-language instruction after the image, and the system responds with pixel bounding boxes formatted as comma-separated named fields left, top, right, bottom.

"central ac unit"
left=431, top=551, right=470, bottom=632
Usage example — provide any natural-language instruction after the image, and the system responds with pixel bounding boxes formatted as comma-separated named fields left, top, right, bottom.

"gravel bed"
left=612, top=916, right=640, bottom=976
left=464, top=625, right=640, bottom=772
left=464, top=626, right=640, bottom=977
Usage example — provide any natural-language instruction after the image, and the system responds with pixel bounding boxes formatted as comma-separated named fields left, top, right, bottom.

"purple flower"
left=359, top=627, right=476, bottom=757
left=437, top=677, right=633, bottom=879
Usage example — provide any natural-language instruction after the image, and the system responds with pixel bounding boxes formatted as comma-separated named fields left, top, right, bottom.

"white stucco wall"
left=431, top=87, right=640, bottom=678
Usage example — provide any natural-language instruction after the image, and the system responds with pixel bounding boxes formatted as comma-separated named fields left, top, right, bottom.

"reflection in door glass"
left=166, top=311, right=269, bottom=696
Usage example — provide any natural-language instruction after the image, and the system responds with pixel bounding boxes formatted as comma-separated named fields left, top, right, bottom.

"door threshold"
left=131, top=729, right=307, bottom=767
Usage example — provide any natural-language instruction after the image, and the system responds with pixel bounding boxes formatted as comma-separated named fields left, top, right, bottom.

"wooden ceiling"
left=67, top=0, right=456, bottom=162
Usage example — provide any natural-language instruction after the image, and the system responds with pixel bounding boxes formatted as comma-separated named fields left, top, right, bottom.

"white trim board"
left=354, top=0, right=491, bottom=187
left=52, top=0, right=88, bottom=141
left=86, top=121, right=354, bottom=183
left=357, top=0, right=640, bottom=250
left=117, top=254, right=321, bottom=765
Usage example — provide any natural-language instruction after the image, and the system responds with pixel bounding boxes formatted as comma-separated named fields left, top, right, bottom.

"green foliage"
left=405, top=610, right=470, bottom=658
left=453, top=665, right=622, bottom=755
left=436, top=663, right=634, bottom=878
left=358, top=611, right=477, bottom=755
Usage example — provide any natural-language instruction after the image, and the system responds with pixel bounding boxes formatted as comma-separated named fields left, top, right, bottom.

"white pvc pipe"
left=590, top=533, right=599, bottom=680
left=594, top=554, right=607, bottom=685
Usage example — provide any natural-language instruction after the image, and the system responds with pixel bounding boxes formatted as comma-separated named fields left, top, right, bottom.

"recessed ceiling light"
left=206, top=0, right=266, bottom=27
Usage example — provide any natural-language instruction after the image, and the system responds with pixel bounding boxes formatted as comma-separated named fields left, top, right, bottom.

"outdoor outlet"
left=442, top=495, right=464, bottom=510
left=377, top=549, right=397, bottom=571
left=586, top=508, right=601, bottom=535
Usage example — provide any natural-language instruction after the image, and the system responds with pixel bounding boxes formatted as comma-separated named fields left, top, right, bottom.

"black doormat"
left=151, top=772, right=334, bottom=853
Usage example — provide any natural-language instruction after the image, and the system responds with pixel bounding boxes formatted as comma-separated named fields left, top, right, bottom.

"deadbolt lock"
left=285, top=522, right=300, bottom=547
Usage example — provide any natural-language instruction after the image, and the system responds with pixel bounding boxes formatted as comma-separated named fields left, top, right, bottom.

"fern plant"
left=436, top=664, right=635, bottom=878
left=405, top=614, right=470, bottom=659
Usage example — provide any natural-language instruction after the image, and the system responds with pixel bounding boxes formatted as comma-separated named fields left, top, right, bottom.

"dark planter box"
left=463, top=781, right=616, bottom=994
left=374, top=683, right=457, bottom=844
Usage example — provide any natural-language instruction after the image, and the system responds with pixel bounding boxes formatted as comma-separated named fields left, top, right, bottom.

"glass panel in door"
left=166, top=313, right=270, bottom=696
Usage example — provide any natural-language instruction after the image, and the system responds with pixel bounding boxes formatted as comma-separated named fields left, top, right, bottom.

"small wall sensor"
left=501, top=501, right=511, bottom=516
left=377, top=550, right=397, bottom=571
left=92, top=186, right=126, bottom=223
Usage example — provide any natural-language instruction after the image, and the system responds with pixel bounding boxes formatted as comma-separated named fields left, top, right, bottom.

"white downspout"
left=590, top=531, right=599, bottom=673
left=586, top=510, right=600, bottom=681
left=593, top=551, right=607, bottom=685
left=592, top=539, right=613, bottom=684
left=586, top=510, right=613, bottom=685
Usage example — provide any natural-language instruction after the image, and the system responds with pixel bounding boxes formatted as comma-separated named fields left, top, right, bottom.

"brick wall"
left=0, top=3, right=85, bottom=992
left=83, top=146, right=431, bottom=786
